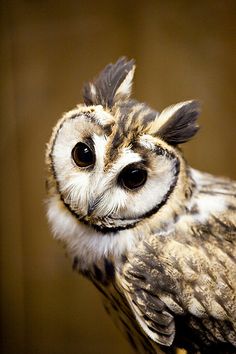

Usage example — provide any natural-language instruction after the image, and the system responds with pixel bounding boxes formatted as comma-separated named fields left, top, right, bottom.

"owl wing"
left=117, top=208, right=236, bottom=349
left=117, top=248, right=176, bottom=346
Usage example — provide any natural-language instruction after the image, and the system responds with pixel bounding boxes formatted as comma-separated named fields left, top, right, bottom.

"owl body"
left=46, top=58, right=236, bottom=353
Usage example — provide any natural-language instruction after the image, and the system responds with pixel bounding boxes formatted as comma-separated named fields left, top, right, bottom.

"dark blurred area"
left=0, top=1, right=235, bottom=353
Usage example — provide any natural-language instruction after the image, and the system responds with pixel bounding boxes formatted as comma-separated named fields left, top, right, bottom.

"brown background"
left=1, top=1, right=236, bottom=354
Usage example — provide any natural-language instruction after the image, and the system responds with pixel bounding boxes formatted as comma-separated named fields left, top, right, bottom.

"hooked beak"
left=87, top=195, right=103, bottom=216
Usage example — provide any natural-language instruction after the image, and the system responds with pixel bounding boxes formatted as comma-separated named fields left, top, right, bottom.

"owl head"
left=46, top=57, right=200, bottom=239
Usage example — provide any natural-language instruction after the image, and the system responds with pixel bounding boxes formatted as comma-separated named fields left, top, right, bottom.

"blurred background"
left=0, top=1, right=235, bottom=353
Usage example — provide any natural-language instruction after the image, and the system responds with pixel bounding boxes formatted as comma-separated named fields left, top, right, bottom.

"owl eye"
left=118, top=165, right=147, bottom=190
left=72, top=142, right=95, bottom=167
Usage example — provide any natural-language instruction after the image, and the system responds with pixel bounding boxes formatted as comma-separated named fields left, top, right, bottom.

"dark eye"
left=118, top=166, right=147, bottom=190
left=72, top=142, right=95, bottom=167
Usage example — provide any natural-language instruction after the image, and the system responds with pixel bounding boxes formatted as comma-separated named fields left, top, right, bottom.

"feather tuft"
left=148, top=100, right=201, bottom=145
left=83, top=57, right=135, bottom=108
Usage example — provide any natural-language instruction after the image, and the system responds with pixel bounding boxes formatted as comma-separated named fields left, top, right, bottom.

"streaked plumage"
left=45, top=57, right=236, bottom=354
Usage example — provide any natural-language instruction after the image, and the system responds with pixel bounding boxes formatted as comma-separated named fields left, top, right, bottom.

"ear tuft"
left=149, top=100, right=201, bottom=145
left=83, top=57, right=135, bottom=108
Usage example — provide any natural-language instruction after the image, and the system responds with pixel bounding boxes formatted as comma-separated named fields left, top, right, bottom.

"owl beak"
left=87, top=202, right=96, bottom=216
left=87, top=196, right=102, bottom=216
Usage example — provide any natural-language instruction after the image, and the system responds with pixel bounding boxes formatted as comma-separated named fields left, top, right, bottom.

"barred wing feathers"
left=118, top=175, right=236, bottom=351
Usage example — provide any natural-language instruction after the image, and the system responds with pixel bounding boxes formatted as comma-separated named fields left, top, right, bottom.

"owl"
left=45, top=57, right=236, bottom=354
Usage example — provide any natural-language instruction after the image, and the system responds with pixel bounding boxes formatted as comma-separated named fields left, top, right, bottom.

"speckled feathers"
left=46, top=58, right=236, bottom=354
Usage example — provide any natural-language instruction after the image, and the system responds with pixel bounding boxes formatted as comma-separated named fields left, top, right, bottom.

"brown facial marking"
left=103, top=103, right=156, bottom=170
